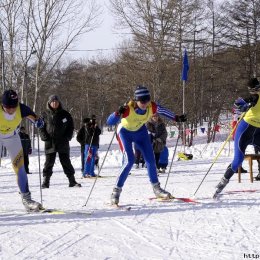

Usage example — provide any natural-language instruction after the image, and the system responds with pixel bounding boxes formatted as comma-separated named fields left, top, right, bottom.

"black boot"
left=42, top=176, right=50, bottom=188
left=255, top=173, right=260, bottom=181
left=68, top=175, right=82, bottom=187
left=235, top=167, right=247, bottom=173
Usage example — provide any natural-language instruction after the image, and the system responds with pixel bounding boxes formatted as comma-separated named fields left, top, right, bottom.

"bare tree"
left=25, top=0, right=101, bottom=112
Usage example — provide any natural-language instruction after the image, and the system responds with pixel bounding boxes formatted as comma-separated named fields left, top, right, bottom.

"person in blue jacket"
left=0, top=89, right=44, bottom=211
left=107, top=85, right=187, bottom=205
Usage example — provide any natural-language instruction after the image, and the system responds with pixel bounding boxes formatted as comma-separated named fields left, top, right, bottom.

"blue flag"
left=182, top=49, right=189, bottom=81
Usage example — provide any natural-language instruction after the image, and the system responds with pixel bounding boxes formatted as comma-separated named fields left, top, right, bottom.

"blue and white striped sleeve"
left=156, top=104, right=176, bottom=120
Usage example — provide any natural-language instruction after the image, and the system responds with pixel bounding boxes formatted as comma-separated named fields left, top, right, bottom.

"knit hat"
left=48, top=94, right=60, bottom=103
left=83, top=117, right=90, bottom=124
left=134, top=85, right=151, bottom=102
left=248, top=78, right=260, bottom=93
left=2, top=89, right=18, bottom=108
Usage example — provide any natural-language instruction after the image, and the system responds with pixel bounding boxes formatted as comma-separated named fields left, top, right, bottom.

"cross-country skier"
left=214, top=78, right=260, bottom=197
left=0, top=89, right=44, bottom=211
left=106, top=85, right=187, bottom=205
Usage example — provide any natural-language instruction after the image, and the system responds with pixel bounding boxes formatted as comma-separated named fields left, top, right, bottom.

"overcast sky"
left=66, top=0, right=130, bottom=60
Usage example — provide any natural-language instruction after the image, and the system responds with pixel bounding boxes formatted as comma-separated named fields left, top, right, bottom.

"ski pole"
left=164, top=129, right=180, bottom=190
left=0, top=144, right=2, bottom=167
left=82, top=129, right=117, bottom=207
left=193, top=112, right=245, bottom=196
left=37, top=129, right=43, bottom=205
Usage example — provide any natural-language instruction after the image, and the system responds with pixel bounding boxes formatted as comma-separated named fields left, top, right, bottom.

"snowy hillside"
left=0, top=129, right=259, bottom=260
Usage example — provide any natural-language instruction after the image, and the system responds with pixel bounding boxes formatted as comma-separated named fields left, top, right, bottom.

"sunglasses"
left=139, top=100, right=150, bottom=104
left=3, top=105, right=18, bottom=109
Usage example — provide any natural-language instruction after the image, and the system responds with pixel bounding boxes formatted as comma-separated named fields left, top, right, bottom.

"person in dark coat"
left=76, top=117, right=90, bottom=173
left=82, top=115, right=101, bottom=177
left=19, top=126, right=32, bottom=174
left=39, top=95, right=81, bottom=188
left=146, top=114, right=168, bottom=171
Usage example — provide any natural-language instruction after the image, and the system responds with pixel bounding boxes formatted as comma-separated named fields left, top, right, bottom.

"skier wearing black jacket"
left=76, top=117, right=90, bottom=173
left=39, top=95, right=81, bottom=188
left=82, top=115, right=101, bottom=177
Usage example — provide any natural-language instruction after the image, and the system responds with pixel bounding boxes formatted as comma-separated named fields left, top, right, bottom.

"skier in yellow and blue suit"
left=214, top=78, right=260, bottom=198
left=107, top=85, right=187, bottom=205
left=0, top=89, right=44, bottom=211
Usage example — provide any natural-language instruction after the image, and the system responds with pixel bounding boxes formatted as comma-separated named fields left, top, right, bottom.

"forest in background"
left=0, top=0, right=259, bottom=143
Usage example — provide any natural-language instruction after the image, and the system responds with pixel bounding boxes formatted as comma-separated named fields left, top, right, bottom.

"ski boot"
left=42, top=176, right=50, bottom=189
left=68, top=175, right=82, bottom=187
left=152, top=182, right=172, bottom=200
left=213, top=177, right=229, bottom=199
left=255, top=173, right=260, bottom=181
left=111, top=187, right=122, bottom=205
left=21, top=192, right=42, bottom=212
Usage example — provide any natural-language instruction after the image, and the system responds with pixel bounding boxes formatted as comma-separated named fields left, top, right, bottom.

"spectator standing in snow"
left=39, top=95, right=81, bottom=188
left=0, top=89, right=44, bottom=211
left=146, top=114, right=167, bottom=171
left=158, top=146, right=169, bottom=173
left=214, top=78, right=260, bottom=197
left=82, top=114, right=101, bottom=178
left=107, top=85, right=187, bottom=205
left=76, top=117, right=90, bottom=173
left=134, top=144, right=145, bottom=169
left=19, top=126, right=32, bottom=174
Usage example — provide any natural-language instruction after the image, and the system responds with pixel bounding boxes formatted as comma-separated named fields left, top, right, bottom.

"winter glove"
left=34, top=117, right=44, bottom=128
left=117, top=105, right=127, bottom=115
left=234, top=97, right=250, bottom=112
left=175, top=114, right=187, bottom=122
left=28, top=148, right=32, bottom=155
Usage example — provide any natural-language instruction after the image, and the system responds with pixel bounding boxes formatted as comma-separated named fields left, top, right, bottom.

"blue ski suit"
left=107, top=101, right=177, bottom=188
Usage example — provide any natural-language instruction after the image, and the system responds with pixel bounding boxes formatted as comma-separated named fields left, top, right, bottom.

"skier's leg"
left=115, top=129, right=135, bottom=187
left=215, top=120, right=252, bottom=195
left=136, top=127, right=171, bottom=199
left=83, top=144, right=91, bottom=176
left=89, top=146, right=98, bottom=176
left=2, top=133, right=41, bottom=210
left=111, top=128, right=135, bottom=205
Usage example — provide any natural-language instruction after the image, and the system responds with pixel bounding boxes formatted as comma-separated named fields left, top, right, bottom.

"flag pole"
left=181, top=48, right=189, bottom=151
left=182, top=79, right=185, bottom=151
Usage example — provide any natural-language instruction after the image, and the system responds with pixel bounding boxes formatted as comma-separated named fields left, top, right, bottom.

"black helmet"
left=248, top=78, right=260, bottom=93
left=2, top=89, right=18, bottom=108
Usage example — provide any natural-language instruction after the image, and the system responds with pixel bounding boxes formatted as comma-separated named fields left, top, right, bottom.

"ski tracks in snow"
left=27, top=224, right=89, bottom=259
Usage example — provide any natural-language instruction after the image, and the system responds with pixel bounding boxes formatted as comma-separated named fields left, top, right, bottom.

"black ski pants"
left=43, top=152, right=75, bottom=178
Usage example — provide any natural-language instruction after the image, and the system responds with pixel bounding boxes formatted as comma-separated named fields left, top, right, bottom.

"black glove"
left=175, top=114, right=187, bottom=122
left=117, top=105, right=127, bottom=115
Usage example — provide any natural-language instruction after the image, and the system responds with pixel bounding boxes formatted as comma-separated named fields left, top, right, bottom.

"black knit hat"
left=247, top=78, right=260, bottom=93
left=83, top=117, right=90, bottom=124
left=2, top=89, right=18, bottom=108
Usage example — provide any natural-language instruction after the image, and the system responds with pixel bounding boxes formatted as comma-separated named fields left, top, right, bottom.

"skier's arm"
left=153, top=102, right=187, bottom=122
left=107, top=106, right=130, bottom=126
left=234, top=94, right=259, bottom=112
left=20, top=103, right=44, bottom=127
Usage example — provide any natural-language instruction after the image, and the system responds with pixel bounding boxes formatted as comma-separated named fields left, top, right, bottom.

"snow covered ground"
left=0, top=129, right=260, bottom=260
